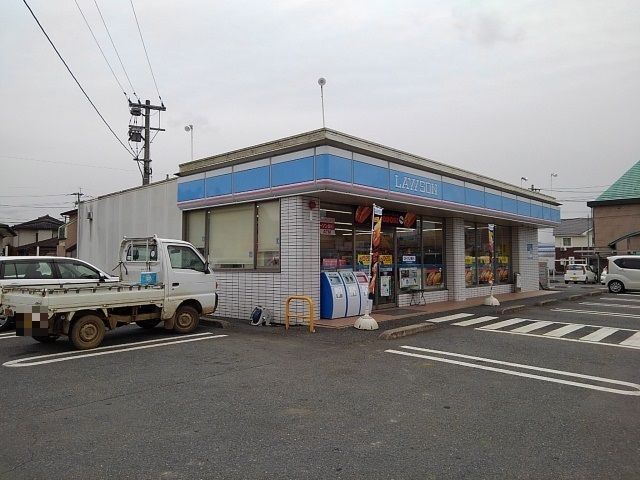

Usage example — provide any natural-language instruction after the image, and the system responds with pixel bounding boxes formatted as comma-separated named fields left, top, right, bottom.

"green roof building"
left=588, top=160, right=640, bottom=254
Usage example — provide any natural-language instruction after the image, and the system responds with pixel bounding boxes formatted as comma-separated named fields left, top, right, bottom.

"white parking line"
left=452, top=316, right=498, bottom=326
left=3, top=333, right=227, bottom=368
left=479, top=318, right=527, bottom=330
left=426, top=313, right=474, bottom=323
left=603, top=297, right=640, bottom=303
left=581, top=302, right=640, bottom=309
left=0, top=333, right=17, bottom=340
left=552, top=308, right=640, bottom=319
left=386, top=346, right=640, bottom=396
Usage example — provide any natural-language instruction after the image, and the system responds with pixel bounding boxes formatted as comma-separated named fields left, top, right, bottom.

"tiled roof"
left=553, top=218, right=592, bottom=237
left=596, top=160, right=640, bottom=202
left=12, top=215, right=63, bottom=231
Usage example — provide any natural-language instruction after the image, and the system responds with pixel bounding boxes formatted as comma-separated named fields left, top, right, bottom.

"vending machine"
left=320, top=272, right=348, bottom=319
left=339, top=271, right=360, bottom=317
left=353, top=271, right=370, bottom=315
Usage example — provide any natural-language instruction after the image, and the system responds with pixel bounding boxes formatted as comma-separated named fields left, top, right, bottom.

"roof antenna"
left=318, top=77, right=326, bottom=128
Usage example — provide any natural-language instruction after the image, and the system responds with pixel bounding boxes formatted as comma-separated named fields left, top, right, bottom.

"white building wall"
left=513, top=225, right=540, bottom=292
left=446, top=217, right=467, bottom=301
left=214, top=196, right=320, bottom=325
left=554, top=234, right=591, bottom=248
left=77, top=179, right=182, bottom=272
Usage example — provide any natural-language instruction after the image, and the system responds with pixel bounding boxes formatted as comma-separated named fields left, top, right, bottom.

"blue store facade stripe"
left=234, top=165, right=270, bottom=193
left=353, top=160, right=389, bottom=189
left=205, top=173, right=232, bottom=197
left=178, top=178, right=205, bottom=202
left=272, top=157, right=314, bottom=187
left=315, top=153, right=352, bottom=182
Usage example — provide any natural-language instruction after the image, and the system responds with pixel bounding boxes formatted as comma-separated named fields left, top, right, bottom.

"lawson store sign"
left=177, top=146, right=561, bottom=224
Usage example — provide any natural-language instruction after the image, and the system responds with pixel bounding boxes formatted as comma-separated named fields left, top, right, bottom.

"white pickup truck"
left=0, top=236, right=218, bottom=350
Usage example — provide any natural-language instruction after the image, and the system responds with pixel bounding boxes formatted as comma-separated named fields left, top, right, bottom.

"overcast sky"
left=1, top=0, right=639, bottom=229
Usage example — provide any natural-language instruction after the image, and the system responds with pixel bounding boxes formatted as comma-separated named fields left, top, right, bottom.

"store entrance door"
left=374, top=229, right=396, bottom=309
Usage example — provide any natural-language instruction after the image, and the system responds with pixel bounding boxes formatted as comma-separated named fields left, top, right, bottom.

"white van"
left=606, top=255, right=640, bottom=293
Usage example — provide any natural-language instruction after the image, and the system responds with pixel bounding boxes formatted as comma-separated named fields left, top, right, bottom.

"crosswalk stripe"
left=544, top=324, right=586, bottom=338
left=620, top=331, right=640, bottom=347
left=510, top=320, right=554, bottom=333
left=453, top=316, right=498, bottom=326
left=580, top=327, right=619, bottom=342
left=427, top=313, right=474, bottom=323
left=479, top=318, right=527, bottom=330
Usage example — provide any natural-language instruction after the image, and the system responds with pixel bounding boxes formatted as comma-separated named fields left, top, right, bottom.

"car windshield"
left=567, top=265, right=583, bottom=271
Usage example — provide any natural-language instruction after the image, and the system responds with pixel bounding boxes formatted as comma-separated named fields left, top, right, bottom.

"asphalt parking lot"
left=1, top=290, right=639, bottom=479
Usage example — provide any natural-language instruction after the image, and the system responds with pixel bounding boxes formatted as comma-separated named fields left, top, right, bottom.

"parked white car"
left=0, top=256, right=119, bottom=330
left=564, top=264, right=597, bottom=284
left=606, top=255, right=640, bottom=293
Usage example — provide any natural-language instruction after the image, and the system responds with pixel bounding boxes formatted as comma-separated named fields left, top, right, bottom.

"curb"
left=497, top=304, right=526, bottom=315
left=535, top=298, right=559, bottom=306
left=379, top=322, right=437, bottom=340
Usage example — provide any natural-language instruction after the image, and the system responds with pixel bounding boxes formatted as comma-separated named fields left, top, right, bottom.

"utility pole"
left=128, top=99, right=166, bottom=185
left=70, top=188, right=84, bottom=206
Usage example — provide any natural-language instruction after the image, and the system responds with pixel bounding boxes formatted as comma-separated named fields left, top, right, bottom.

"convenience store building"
left=78, top=128, right=561, bottom=324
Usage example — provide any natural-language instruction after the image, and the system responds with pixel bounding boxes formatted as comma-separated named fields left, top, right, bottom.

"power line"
left=130, top=0, right=163, bottom=104
left=0, top=193, right=73, bottom=198
left=22, top=0, right=134, bottom=157
left=0, top=155, right=137, bottom=172
left=74, top=0, right=128, bottom=99
left=93, top=0, right=139, bottom=102
left=0, top=203, right=74, bottom=208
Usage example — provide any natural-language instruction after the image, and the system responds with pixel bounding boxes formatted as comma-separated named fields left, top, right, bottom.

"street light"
left=550, top=172, right=558, bottom=191
left=184, top=125, right=193, bottom=161
left=520, top=176, right=528, bottom=188
left=318, top=77, right=326, bottom=128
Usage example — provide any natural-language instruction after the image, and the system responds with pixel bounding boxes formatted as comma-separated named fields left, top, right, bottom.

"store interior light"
left=334, top=221, right=353, bottom=225
left=321, top=209, right=353, bottom=215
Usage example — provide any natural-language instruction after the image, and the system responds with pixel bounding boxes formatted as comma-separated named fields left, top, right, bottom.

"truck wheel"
left=33, top=334, right=60, bottom=343
left=136, top=319, right=161, bottom=329
left=173, top=305, right=199, bottom=334
left=70, top=314, right=106, bottom=350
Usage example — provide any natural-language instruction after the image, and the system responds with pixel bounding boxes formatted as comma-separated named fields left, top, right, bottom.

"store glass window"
left=209, top=203, right=255, bottom=269
left=320, top=204, right=354, bottom=271
left=464, top=222, right=477, bottom=286
left=465, top=222, right=512, bottom=286
left=476, top=224, right=493, bottom=285
left=422, top=218, right=444, bottom=288
left=494, top=226, right=511, bottom=284
left=185, top=210, right=206, bottom=255
left=398, top=218, right=421, bottom=290
left=256, top=201, right=280, bottom=268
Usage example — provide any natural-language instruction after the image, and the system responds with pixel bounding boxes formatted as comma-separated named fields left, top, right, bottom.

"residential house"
left=11, top=215, right=64, bottom=256
left=553, top=218, right=593, bottom=273
left=57, top=209, right=78, bottom=257
left=0, top=223, right=17, bottom=255
left=587, top=159, right=640, bottom=255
